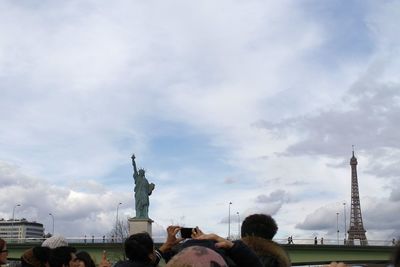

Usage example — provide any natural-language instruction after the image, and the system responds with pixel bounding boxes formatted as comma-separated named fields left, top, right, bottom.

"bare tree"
left=109, top=217, right=129, bottom=243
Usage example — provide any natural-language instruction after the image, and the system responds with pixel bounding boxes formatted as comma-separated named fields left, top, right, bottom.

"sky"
left=1, top=0, right=400, bottom=244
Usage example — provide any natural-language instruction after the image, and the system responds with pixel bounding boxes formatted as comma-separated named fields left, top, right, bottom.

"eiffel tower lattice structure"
left=347, top=149, right=368, bottom=245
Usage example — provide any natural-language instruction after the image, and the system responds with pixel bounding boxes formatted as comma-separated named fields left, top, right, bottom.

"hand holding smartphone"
left=178, top=227, right=195, bottom=239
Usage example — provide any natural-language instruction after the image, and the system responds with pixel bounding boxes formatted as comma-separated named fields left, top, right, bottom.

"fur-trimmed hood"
left=242, top=236, right=291, bottom=267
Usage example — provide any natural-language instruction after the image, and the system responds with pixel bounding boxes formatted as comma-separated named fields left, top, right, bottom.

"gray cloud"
left=258, top=79, right=400, bottom=179
left=223, top=177, right=237, bottom=184
left=363, top=197, right=400, bottom=230
left=273, top=85, right=398, bottom=152
left=245, top=202, right=284, bottom=219
left=296, top=195, right=400, bottom=234
left=389, top=185, right=400, bottom=202
left=286, top=180, right=309, bottom=186
left=0, top=161, right=33, bottom=187
left=219, top=190, right=288, bottom=225
left=0, top=161, right=132, bottom=236
left=261, top=177, right=283, bottom=186
left=296, top=205, right=340, bottom=231
left=256, top=189, right=288, bottom=203
left=219, top=201, right=283, bottom=225
left=220, top=214, right=241, bottom=225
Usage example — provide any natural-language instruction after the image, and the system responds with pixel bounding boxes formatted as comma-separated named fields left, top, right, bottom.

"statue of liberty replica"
left=128, top=153, right=155, bottom=235
left=131, top=153, right=155, bottom=218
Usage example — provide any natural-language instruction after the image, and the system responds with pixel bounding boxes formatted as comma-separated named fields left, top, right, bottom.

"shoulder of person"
left=241, top=236, right=291, bottom=267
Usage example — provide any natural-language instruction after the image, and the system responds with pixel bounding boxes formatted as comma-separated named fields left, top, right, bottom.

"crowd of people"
left=0, top=235, right=110, bottom=267
left=1, top=213, right=399, bottom=267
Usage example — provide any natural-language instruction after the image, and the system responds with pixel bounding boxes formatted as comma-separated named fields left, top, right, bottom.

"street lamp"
left=49, top=213, right=54, bottom=235
left=116, top=202, right=122, bottom=241
left=12, top=204, right=21, bottom=221
left=336, top=212, right=339, bottom=245
left=236, top=212, right=240, bottom=238
left=11, top=204, right=21, bottom=240
left=343, top=202, right=347, bottom=243
left=228, top=202, right=232, bottom=239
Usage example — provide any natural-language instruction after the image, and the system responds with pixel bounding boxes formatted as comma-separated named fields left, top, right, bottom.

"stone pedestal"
left=128, top=217, right=153, bottom=236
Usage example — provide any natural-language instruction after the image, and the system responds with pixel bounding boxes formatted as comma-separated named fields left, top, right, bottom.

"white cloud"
left=0, top=0, right=399, bottom=242
left=0, top=161, right=132, bottom=236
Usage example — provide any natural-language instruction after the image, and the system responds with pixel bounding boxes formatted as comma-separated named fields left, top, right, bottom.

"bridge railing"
left=6, top=238, right=396, bottom=266
left=3, top=236, right=397, bottom=247
left=274, top=238, right=396, bottom=246
left=3, top=237, right=121, bottom=244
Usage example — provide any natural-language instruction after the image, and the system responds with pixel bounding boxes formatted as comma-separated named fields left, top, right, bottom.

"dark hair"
left=124, top=233, right=154, bottom=262
left=34, top=247, right=51, bottom=263
left=0, top=238, right=6, bottom=265
left=241, top=214, right=278, bottom=240
left=0, top=238, right=5, bottom=251
left=49, top=246, right=77, bottom=267
left=76, top=251, right=95, bottom=267
left=393, top=243, right=400, bottom=267
left=21, top=246, right=51, bottom=267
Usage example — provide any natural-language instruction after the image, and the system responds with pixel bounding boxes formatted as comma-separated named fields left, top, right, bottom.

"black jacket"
left=228, top=240, right=263, bottom=267
left=113, top=259, right=155, bottom=267
left=242, top=237, right=291, bottom=267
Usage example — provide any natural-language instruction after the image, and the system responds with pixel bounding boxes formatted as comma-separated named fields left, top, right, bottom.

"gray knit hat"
left=41, top=235, right=68, bottom=249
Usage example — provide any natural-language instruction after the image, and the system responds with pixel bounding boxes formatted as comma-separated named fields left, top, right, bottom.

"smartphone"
left=179, top=227, right=194, bottom=239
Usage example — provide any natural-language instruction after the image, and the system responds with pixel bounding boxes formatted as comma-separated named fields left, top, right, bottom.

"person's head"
left=241, top=214, right=278, bottom=240
left=49, top=246, right=78, bottom=267
left=21, top=246, right=51, bottom=267
left=166, top=246, right=228, bottom=267
left=0, top=238, right=7, bottom=265
left=124, top=232, right=154, bottom=262
left=75, top=252, right=95, bottom=267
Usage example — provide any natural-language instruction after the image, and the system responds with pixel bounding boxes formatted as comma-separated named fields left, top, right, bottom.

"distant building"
left=0, top=218, right=44, bottom=240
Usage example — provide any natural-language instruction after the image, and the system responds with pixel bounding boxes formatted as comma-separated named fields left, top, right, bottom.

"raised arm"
left=131, top=154, right=138, bottom=178
left=194, top=232, right=263, bottom=267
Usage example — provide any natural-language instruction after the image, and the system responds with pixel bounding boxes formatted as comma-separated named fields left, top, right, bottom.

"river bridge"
left=7, top=239, right=396, bottom=266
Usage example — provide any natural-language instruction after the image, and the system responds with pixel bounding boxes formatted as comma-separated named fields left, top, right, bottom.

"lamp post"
left=336, top=212, right=339, bottom=245
left=343, top=202, right=347, bottom=243
left=11, top=204, right=21, bottom=240
left=12, top=204, right=21, bottom=221
left=49, top=213, right=54, bottom=235
left=228, top=202, right=232, bottom=239
left=116, top=202, right=122, bottom=241
left=236, top=212, right=240, bottom=238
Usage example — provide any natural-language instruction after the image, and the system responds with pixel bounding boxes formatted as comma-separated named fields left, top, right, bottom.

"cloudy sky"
left=1, top=0, right=399, bottom=244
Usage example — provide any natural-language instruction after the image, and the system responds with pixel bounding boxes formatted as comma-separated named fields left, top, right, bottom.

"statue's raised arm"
left=131, top=153, right=138, bottom=179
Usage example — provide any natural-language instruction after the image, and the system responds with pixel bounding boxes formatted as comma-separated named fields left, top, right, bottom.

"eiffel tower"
left=347, top=148, right=368, bottom=245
